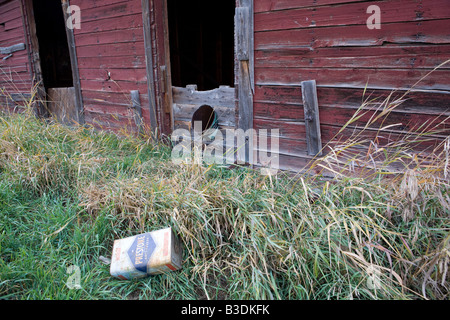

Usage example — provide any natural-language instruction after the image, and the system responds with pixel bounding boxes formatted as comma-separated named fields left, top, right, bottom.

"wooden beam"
left=141, top=0, right=158, bottom=133
left=22, top=0, right=47, bottom=118
left=61, top=0, right=84, bottom=125
left=131, top=90, right=144, bottom=134
left=301, top=80, right=322, bottom=156
left=0, top=43, right=26, bottom=55
left=236, top=0, right=255, bottom=164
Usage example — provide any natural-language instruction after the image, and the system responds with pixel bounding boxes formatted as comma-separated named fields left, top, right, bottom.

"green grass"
left=0, top=99, right=448, bottom=300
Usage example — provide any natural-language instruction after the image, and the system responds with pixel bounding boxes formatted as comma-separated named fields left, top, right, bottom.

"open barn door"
left=26, top=0, right=83, bottom=125
left=153, top=0, right=254, bottom=163
left=165, top=0, right=236, bottom=133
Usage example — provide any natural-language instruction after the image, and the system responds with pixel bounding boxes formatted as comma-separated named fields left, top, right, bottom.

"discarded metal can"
left=110, top=227, right=183, bottom=280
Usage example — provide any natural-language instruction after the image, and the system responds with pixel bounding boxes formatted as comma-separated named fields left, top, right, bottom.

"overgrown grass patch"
left=0, top=91, right=448, bottom=299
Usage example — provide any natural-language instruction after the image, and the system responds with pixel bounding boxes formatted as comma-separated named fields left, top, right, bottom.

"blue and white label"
left=127, top=233, right=156, bottom=273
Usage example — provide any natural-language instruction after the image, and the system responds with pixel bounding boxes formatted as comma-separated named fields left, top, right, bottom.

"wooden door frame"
left=152, top=0, right=254, bottom=137
left=22, top=0, right=84, bottom=124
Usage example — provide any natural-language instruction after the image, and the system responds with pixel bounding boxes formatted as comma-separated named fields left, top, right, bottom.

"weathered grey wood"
left=301, top=80, right=323, bottom=156
left=47, top=87, right=77, bottom=125
left=173, top=103, right=235, bottom=128
left=235, top=7, right=249, bottom=61
left=141, top=0, right=158, bottom=132
left=23, top=0, right=46, bottom=117
left=131, top=90, right=144, bottom=134
left=62, top=0, right=84, bottom=125
left=239, top=0, right=254, bottom=91
left=0, top=43, right=25, bottom=55
left=236, top=0, right=255, bottom=164
left=172, top=85, right=236, bottom=108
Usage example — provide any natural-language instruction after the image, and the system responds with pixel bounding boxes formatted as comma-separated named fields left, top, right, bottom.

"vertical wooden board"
left=235, top=0, right=255, bottom=165
left=130, top=89, right=144, bottom=134
left=47, top=87, right=78, bottom=125
left=62, top=0, right=84, bottom=124
left=235, top=7, right=249, bottom=61
left=141, top=0, right=158, bottom=132
left=301, top=80, right=322, bottom=156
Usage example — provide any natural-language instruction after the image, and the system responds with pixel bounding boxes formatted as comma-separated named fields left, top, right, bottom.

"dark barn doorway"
left=33, top=0, right=73, bottom=88
left=32, top=0, right=78, bottom=124
left=167, top=0, right=235, bottom=91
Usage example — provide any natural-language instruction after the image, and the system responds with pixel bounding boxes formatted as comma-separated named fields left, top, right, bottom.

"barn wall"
left=70, top=0, right=154, bottom=132
left=253, top=0, right=450, bottom=172
left=0, top=0, right=34, bottom=111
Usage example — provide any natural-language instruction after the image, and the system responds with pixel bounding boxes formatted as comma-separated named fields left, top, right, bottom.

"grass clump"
left=0, top=88, right=448, bottom=300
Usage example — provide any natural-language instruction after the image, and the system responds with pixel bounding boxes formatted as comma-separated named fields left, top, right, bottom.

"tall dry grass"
left=0, top=67, right=448, bottom=299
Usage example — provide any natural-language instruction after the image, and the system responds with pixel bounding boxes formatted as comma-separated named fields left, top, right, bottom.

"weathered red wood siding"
left=70, top=0, right=152, bottom=132
left=0, top=0, right=34, bottom=110
left=254, top=0, right=450, bottom=172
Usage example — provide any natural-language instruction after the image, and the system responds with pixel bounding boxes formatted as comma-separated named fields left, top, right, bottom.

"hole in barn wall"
left=192, top=105, right=218, bottom=134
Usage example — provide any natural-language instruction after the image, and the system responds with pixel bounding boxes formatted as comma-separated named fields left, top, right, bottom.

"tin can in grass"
left=110, top=227, right=183, bottom=280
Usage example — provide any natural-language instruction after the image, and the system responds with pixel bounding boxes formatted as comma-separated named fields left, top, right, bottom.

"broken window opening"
left=167, top=0, right=235, bottom=91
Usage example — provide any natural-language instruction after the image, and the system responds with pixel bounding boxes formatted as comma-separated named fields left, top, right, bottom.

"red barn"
left=0, top=0, right=449, bottom=172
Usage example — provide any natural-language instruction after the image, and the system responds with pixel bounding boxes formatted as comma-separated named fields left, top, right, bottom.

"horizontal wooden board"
left=75, top=28, right=144, bottom=47
left=255, top=0, right=450, bottom=31
left=78, top=55, right=145, bottom=69
left=0, top=2, right=21, bottom=24
left=255, top=44, right=450, bottom=70
left=255, top=101, right=449, bottom=134
left=78, top=0, right=142, bottom=23
left=255, top=0, right=365, bottom=13
left=172, top=86, right=236, bottom=108
left=74, top=13, right=143, bottom=35
left=80, top=80, right=149, bottom=93
left=79, top=68, right=147, bottom=82
left=255, top=19, right=450, bottom=50
left=255, top=86, right=450, bottom=113
left=75, top=0, right=139, bottom=11
left=82, top=90, right=149, bottom=107
left=255, top=67, right=450, bottom=90
left=173, top=103, right=235, bottom=128
left=76, top=42, right=145, bottom=58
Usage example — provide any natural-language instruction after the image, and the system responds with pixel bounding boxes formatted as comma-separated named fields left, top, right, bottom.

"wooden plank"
left=255, top=44, right=450, bottom=70
left=235, top=7, right=250, bottom=61
left=254, top=67, right=450, bottom=91
left=74, top=13, right=143, bottom=35
left=255, top=0, right=450, bottom=31
left=173, top=103, right=236, bottom=128
left=78, top=68, right=147, bottom=82
left=141, top=0, right=158, bottom=132
left=75, top=28, right=145, bottom=47
left=130, top=90, right=144, bottom=134
left=255, top=19, right=450, bottom=50
left=255, top=85, right=450, bottom=112
left=62, top=0, right=84, bottom=124
left=0, top=42, right=25, bottom=54
left=255, top=0, right=364, bottom=13
left=80, top=79, right=149, bottom=93
left=78, top=0, right=143, bottom=23
left=301, top=80, right=322, bottom=156
left=22, top=0, right=46, bottom=117
left=78, top=55, right=145, bottom=69
left=236, top=0, right=255, bottom=164
left=76, top=42, right=146, bottom=58
left=172, top=85, right=235, bottom=108
left=47, top=87, right=78, bottom=125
